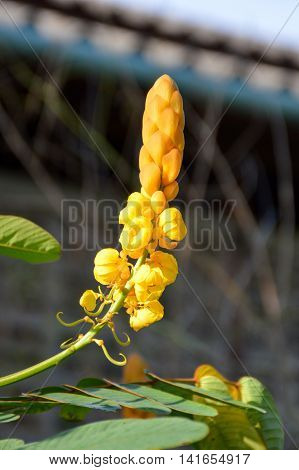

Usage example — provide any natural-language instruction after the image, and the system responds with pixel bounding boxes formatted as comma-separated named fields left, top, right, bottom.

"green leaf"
left=146, top=372, right=265, bottom=412
left=37, top=392, right=120, bottom=412
left=68, top=386, right=171, bottom=415
left=0, top=439, right=24, bottom=450
left=0, top=412, right=20, bottom=423
left=60, top=405, right=90, bottom=422
left=0, top=215, right=61, bottom=263
left=0, top=397, right=55, bottom=415
left=239, top=377, right=284, bottom=450
left=192, top=376, right=266, bottom=450
left=108, top=381, right=218, bottom=417
left=76, top=378, right=106, bottom=388
left=21, top=417, right=209, bottom=450
left=195, top=404, right=266, bottom=450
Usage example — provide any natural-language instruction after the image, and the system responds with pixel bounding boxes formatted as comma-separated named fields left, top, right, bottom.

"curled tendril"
left=56, top=312, right=86, bottom=328
left=60, top=336, right=82, bottom=350
left=83, top=299, right=113, bottom=318
left=108, top=322, right=131, bottom=347
left=93, top=339, right=127, bottom=366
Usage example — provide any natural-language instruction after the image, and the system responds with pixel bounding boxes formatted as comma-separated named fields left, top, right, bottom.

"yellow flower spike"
left=0, top=75, right=187, bottom=388
left=158, top=207, right=187, bottom=241
left=93, top=339, right=127, bottom=366
left=150, top=190, right=167, bottom=215
left=79, top=290, right=100, bottom=312
left=148, top=251, right=178, bottom=285
left=94, top=248, right=130, bottom=286
left=129, top=300, right=164, bottom=332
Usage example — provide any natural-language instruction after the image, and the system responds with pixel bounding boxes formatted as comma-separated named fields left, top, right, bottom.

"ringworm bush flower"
left=81, top=74, right=187, bottom=341
left=0, top=75, right=188, bottom=389
left=0, top=75, right=188, bottom=388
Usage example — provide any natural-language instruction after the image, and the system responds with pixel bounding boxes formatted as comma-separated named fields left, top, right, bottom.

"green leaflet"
left=0, top=215, right=61, bottom=263
left=108, top=381, right=218, bottom=417
left=66, top=386, right=170, bottom=415
left=0, top=396, right=55, bottom=416
left=21, top=418, right=209, bottom=450
left=59, top=405, right=90, bottom=422
left=0, top=439, right=24, bottom=450
left=193, top=376, right=266, bottom=450
left=0, top=412, right=20, bottom=423
left=0, top=373, right=281, bottom=451
left=239, top=377, right=284, bottom=449
left=195, top=404, right=266, bottom=450
left=76, top=377, right=107, bottom=388
left=34, top=392, right=120, bottom=413
left=146, top=372, right=265, bottom=412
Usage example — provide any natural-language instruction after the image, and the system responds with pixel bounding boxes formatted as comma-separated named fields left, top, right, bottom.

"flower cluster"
left=74, top=75, right=187, bottom=362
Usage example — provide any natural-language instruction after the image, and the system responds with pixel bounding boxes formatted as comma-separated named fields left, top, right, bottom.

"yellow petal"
left=79, top=290, right=99, bottom=312
left=130, top=300, right=164, bottom=331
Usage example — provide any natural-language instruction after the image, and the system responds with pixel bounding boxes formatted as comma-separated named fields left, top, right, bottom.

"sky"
left=99, top=0, right=299, bottom=51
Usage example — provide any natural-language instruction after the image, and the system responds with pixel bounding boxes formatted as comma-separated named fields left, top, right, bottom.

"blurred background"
left=0, top=0, right=298, bottom=448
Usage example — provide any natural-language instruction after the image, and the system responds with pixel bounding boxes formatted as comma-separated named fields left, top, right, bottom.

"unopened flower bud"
left=158, top=207, right=187, bottom=241
left=150, top=191, right=167, bottom=215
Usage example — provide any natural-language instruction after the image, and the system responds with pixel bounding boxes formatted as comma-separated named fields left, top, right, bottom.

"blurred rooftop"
left=1, top=0, right=299, bottom=118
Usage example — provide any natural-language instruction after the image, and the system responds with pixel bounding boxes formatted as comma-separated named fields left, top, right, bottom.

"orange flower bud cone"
left=139, top=74, right=184, bottom=195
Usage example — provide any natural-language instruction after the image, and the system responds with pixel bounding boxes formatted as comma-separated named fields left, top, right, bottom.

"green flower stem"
left=0, top=250, right=147, bottom=388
